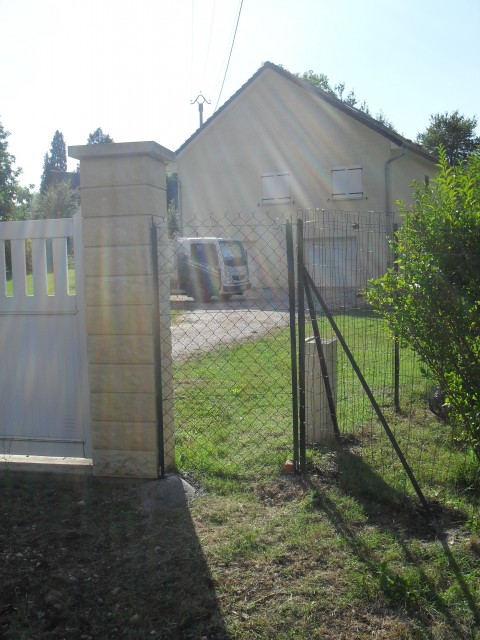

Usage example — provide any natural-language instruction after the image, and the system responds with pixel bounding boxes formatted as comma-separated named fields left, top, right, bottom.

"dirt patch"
left=171, top=306, right=289, bottom=360
left=2, top=470, right=479, bottom=639
left=0, top=471, right=225, bottom=640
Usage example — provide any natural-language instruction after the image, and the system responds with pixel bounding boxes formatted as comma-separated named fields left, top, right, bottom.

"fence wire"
left=159, top=213, right=294, bottom=486
left=156, top=208, right=468, bottom=500
left=299, top=209, right=467, bottom=502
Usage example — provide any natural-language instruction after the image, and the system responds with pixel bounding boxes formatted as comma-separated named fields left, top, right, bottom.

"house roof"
left=176, top=61, right=436, bottom=163
left=48, top=170, right=81, bottom=190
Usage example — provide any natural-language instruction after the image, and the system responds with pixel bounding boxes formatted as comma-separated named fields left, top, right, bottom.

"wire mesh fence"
left=159, top=213, right=295, bottom=488
left=155, top=208, right=471, bottom=500
left=299, top=209, right=469, bottom=502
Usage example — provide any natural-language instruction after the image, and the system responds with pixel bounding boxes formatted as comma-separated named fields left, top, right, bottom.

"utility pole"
left=191, top=92, right=211, bottom=128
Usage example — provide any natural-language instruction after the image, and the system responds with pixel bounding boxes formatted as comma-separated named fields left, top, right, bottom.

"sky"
left=2, top=0, right=480, bottom=188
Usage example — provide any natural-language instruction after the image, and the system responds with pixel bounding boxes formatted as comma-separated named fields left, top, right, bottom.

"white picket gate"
left=0, top=212, right=90, bottom=458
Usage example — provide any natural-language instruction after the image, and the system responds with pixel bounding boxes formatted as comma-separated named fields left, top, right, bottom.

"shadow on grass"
left=333, top=448, right=466, bottom=536
left=308, top=451, right=480, bottom=635
left=0, top=470, right=227, bottom=640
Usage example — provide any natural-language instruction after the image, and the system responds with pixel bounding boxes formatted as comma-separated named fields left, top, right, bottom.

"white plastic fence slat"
left=52, top=237, right=69, bottom=297
left=0, top=217, right=73, bottom=240
left=0, top=217, right=76, bottom=311
left=11, top=239, right=27, bottom=299
left=31, top=238, right=48, bottom=300
left=0, top=240, right=6, bottom=298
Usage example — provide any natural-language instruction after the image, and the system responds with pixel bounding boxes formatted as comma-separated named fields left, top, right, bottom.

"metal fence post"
left=297, top=218, right=306, bottom=473
left=286, top=220, right=299, bottom=470
left=151, top=219, right=166, bottom=478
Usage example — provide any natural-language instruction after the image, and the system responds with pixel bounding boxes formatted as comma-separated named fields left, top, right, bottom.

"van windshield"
left=219, top=240, right=247, bottom=267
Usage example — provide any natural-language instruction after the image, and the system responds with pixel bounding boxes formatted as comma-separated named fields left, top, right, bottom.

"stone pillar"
left=69, top=141, right=175, bottom=478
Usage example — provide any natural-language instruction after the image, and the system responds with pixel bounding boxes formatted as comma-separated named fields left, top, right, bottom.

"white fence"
left=0, top=213, right=90, bottom=457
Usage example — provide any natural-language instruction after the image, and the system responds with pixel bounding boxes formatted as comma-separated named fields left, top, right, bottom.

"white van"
left=173, top=237, right=251, bottom=302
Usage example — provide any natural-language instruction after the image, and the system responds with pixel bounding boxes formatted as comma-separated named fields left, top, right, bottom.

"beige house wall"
left=69, top=141, right=175, bottom=478
left=176, top=67, right=436, bottom=290
left=178, top=68, right=435, bottom=217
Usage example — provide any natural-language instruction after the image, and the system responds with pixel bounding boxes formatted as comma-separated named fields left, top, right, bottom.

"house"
left=47, top=170, right=81, bottom=191
left=175, top=62, right=437, bottom=295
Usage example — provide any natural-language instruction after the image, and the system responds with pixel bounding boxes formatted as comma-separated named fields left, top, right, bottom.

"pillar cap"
left=68, top=141, right=175, bottom=163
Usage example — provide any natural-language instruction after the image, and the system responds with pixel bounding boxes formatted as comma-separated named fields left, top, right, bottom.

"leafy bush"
left=368, top=150, right=480, bottom=462
left=32, top=180, right=79, bottom=219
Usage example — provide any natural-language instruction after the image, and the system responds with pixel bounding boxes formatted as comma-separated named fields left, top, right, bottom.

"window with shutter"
left=262, top=172, right=291, bottom=204
left=332, top=166, right=363, bottom=200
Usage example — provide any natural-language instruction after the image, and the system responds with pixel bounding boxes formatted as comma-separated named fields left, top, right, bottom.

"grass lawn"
left=5, top=268, right=76, bottom=296
left=173, top=331, right=294, bottom=493
left=173, top=312, right=475, bottom=502
left=1, top=312, right=479, bottom=638
left=0, top=465, right=478, bottom=639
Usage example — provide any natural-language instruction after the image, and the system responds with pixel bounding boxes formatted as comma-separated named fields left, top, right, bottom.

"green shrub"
left=368, top=150, right=480, bottom=463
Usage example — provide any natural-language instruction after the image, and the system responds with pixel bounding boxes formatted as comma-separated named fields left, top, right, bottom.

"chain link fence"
left=299, top=209, right=468, bottom=502
left=155, top=208, right=469, bottom=500
left=159, top=212, right=295, bottom=488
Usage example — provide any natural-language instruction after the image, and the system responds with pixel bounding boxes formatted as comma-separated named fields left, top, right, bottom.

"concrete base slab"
left=0, top=455, right=93, bottom=475
left=0, top=463, right=197, bottom=512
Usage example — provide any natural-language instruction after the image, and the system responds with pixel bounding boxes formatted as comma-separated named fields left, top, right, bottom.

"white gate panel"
left=0, top=213, right=90, bottom=458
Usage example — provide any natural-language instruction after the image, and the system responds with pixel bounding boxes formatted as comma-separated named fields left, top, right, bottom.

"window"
left=262, top=172, right=290, bottom=204
left=331, top=166, right=363, bottom=200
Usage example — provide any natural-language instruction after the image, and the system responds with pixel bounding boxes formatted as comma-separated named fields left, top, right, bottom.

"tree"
left=87, top=128, right=114, bottom=144
left=416, top=111, right=479, bottom=165
left=333, top=81, right=358, bottom=108
left=32, top=180, right=79, bottom=220
left=40, top=130, right=67, bottom=193
left=167, top=172, right=180, bottom=237
left=367, top=150, right=480, bottom=462
left=0, top=120, right=22, bottom=221
left=297, top=69, right=333, bottom=94
left=297, top=69, right=396, bottom=131
left=14, top=184, right=35, bottom=220
left=375, top=110, right=395, bottom=131
left=39, top=152, right=50, bottom=194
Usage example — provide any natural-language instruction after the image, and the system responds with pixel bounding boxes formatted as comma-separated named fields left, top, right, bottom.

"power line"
left=214, top=0, right=244, bottom=113
left=201, top=0, right=217, bottom=89
left=190, top=0, right=194, bottom=96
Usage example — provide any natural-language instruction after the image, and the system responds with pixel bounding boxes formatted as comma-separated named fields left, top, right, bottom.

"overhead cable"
left=214, top=0, right=244, bottom=112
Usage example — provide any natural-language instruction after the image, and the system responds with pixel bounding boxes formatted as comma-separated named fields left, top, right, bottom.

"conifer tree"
left=40, top=130, right=67, bottom=193
left=87, top=127, right=113, bottom=144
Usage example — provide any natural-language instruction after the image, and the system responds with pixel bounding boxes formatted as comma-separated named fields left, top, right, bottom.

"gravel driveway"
left=171, top=295, right=290, bottom=360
